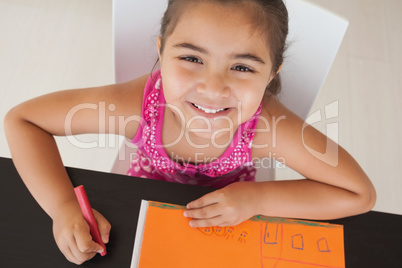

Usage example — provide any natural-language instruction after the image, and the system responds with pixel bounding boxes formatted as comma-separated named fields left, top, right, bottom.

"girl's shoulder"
left=254, top=94, right=299, bottom=135
left=252, top=95, right=306, bottom=159
left=111, top=73, right=150, bottom=113
left=106, top=73, right=150, bottom=138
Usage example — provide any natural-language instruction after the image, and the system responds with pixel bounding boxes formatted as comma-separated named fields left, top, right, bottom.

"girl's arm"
left=4, top=74, right=148, bottom=264
left=185, top=96, right=376, bottom=227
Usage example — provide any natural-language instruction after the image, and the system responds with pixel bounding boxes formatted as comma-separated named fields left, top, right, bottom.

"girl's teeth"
left=194, top=104, right=225, bottom=114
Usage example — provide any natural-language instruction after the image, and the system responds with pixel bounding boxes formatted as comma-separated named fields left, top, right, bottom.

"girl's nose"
left=196, top=73, right=230, bottom=98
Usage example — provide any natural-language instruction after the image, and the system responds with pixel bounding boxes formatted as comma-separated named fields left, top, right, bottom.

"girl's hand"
left=184, top=182, right=259, bottom=227
left=52, top=203, right=111, bottom=265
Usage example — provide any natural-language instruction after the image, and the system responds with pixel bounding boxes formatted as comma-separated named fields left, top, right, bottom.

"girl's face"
left=158, top=2, right=274, bottom=141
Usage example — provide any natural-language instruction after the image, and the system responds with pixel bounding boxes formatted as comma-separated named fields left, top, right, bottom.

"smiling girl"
left=4, top=0, right=376, bottom=265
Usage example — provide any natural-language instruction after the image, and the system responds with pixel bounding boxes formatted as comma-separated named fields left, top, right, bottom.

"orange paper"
left=136, top=201, right=345, bottom=268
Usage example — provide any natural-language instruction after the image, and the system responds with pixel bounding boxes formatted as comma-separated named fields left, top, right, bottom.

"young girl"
left=4, top=0, right=376, bottom=265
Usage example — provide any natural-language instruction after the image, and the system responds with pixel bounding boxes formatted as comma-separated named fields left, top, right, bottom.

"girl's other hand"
left=52, top=202, right=111, bottom=265
left=184, top=182, right=259, bottom=227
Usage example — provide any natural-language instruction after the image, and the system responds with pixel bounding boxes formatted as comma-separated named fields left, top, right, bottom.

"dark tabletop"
left=0, top=157, right=401, bottom=267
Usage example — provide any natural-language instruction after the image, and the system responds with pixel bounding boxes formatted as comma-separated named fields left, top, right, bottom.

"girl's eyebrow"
left=172, top=42, right=266, bottom=65
left=173, top=42, right=208, bottom=54
left=234, top=53, right=266, bottom=65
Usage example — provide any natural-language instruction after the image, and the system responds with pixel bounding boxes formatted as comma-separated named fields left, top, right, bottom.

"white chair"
left=110, top=0, right=349, bottom=181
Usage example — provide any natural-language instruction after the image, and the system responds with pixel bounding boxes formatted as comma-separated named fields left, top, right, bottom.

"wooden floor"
left=0, top=0, right=400, bottom=215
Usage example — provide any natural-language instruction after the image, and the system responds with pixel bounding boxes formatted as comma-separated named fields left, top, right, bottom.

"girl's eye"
left=232, top=65, right=254, bottom=73
left=181, top=56, right=203, bottom=64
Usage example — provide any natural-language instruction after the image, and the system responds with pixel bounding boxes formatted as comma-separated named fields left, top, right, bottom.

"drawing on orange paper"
left=213, top=226, right=226, bottom=236
left=198, top=226, right=213, bottom=235
left=238, top=226, right=249, bottom=244
left=224, top=226, right=235, bottom=240
left=317, top=237, right=331, bottom=252
left=137, top=201, right=345, bottom=268
left=291, top=234, right=304, bottom=250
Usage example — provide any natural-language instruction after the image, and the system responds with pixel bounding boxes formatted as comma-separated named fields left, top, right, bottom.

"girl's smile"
left=189, top=101, right=232, bottom=118
left=157, top=1, right=274, bottom=141
left=190, top=102, right=229, bottom=114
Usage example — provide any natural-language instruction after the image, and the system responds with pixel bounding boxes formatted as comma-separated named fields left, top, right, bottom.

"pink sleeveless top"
left=127, top=70, right=262, bottom=188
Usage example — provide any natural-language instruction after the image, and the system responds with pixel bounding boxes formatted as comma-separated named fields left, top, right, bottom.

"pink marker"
left=74, top=185, right=107, bottom=256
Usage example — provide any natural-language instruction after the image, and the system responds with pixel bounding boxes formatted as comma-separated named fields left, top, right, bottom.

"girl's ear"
left=276, top=62, right=284, bottom=74
left=267, top=62, right=284, bottom=86
left=157, top=36, right=162, bottom=60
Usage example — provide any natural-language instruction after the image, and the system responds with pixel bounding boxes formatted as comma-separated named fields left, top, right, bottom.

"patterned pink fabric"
left=127, top=70, right=262, bottom=188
